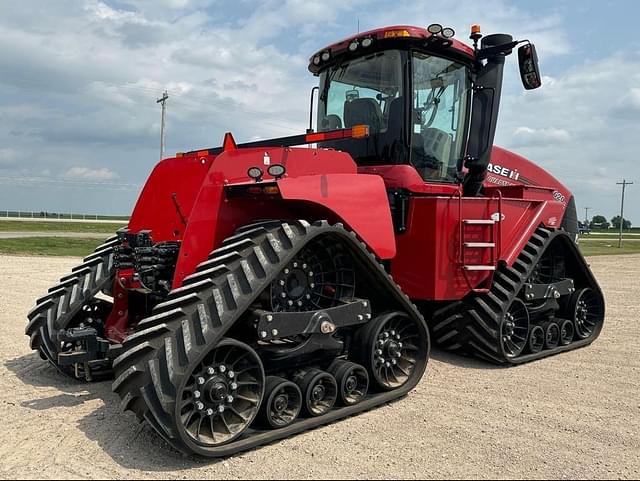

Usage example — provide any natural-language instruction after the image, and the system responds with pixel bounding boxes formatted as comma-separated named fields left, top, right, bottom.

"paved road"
left=0, top=232, right=107, bottom=239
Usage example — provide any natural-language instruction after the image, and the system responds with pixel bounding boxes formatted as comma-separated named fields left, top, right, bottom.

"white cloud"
left=64, top=167, right=119, bottom=181
left=512, top=126, right=571, bottom=147
left=0, top=148, right=18, bottom=168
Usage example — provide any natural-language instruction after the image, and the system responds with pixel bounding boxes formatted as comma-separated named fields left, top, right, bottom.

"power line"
left=616, top=179, right=633, bottom=248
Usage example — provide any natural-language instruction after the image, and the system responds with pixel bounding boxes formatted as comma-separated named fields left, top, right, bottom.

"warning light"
left=471, top=24, right=481, bottom=35
left=351, top=124, right=370, bottom=139
left=383, top=29, right=410, bottom=38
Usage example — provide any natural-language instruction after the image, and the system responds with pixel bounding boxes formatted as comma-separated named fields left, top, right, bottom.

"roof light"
left=442, top=27, right=455, bottom=39
left=313, top=55, right=321, bottom=66
left=321, top=51, right=331, bottom=62
left=427, top=23, right=443, bottom=35
left=361, top=37, right=373, bottom=48
left=383, top=29, right=410, bottom=38
left=349, top=40, right=359, bottom=52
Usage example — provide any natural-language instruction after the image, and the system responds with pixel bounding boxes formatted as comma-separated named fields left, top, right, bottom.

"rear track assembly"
left=432, top=227, right=605, bottom=364
left=25, top=236, right=119, bottom=380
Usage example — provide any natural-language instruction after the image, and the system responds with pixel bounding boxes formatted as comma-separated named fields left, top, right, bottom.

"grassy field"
left=0, top=220, right=124, bottom=234
left=578, top=239, right=640, bottom=256
left=0, top=237, right=105, bottom=257
left=1, top=235, right=639, bottom=258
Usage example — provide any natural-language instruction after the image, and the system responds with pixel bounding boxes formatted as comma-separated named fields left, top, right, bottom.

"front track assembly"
left=113, top=220, right=430, bottom=457
left=432, top=227, right=605, bottom=364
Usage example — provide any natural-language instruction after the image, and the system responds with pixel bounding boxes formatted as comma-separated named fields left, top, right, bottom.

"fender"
left=171, top=148, right=396, bottom=287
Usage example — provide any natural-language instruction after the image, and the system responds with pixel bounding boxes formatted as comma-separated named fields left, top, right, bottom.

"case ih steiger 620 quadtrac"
left=26, top=24, right=605, bottom=457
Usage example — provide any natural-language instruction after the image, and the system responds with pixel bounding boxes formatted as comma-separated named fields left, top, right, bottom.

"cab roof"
left=308, top=25, right=476, bottom=74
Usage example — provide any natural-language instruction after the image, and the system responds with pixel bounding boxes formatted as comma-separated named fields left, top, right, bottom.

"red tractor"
left=26, top=24, right=605, bottom=457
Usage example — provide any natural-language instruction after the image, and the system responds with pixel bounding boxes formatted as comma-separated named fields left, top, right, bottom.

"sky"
left=0, top=0, right=639, bottom=223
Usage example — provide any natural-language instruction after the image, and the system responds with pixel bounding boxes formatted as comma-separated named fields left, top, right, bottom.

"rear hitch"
left=57, top=327, right=111, bottom=380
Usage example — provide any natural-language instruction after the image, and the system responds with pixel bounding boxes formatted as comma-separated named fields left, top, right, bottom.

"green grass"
left=0, top=220, right=124, bottom=234
left=0, top=237, right=106, bottom=257
left=578, top=239, right=640, bottom=257
left=1, top=234, right=639, bottom=259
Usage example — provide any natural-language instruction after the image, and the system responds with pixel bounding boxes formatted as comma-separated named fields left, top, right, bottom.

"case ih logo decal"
left=487, top=163, right=520, bottom=181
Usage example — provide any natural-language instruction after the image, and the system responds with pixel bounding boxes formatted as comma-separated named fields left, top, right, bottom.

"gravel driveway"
left=0, top=254, right=638, bottom=479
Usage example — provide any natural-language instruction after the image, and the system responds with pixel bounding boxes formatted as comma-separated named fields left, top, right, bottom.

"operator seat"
left=422, top=128, right=452, bottom=178
left=344, top=98, right=383, bottom=133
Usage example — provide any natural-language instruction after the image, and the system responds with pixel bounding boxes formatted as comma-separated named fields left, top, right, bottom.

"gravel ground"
left=0, top=254, right=638, bottom=479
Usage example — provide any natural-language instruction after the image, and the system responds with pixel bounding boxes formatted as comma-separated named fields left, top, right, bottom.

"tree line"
left=583, top=215, right=632, bottom=230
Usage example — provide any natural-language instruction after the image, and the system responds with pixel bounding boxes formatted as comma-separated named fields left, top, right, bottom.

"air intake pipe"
left=463, top=33, right=514, bottom=197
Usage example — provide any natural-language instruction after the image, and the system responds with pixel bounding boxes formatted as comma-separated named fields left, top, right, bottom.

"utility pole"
left=616, top=179, right=633, bottom=248
left=584, top=206, right=591, bottom=228
left=157, top=90, right=169, bottom=161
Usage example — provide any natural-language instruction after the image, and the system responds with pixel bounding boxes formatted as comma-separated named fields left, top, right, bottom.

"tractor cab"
left=310, top=25, right=542, bottom=194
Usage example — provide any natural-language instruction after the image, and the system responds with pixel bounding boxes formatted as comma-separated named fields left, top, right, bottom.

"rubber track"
left=25, top=236, right=119, bottom=376
left=112, top=220, right=429, bottom=457
left=431, top=227, right=605, bottom=364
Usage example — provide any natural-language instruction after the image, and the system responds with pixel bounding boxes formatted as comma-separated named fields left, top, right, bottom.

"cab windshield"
left=317, top=49, right=471, bottom=183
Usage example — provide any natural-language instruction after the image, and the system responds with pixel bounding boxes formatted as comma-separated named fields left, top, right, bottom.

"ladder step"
left=464, top=242, right=496, bottom=248
left=463, top=219, right=496, bottom=225
left=464, top=265, right=497, bottom=271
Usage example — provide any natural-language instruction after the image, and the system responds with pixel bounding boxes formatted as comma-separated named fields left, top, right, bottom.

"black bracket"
left=254, top=299, right=372, bottom=341
left=523, top=279, right=575, bottom=301
left=57, top=327, right=110, bottom=366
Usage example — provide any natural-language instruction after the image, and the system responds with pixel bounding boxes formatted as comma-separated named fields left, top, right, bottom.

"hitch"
left=57, top=327, right=111, bottom=380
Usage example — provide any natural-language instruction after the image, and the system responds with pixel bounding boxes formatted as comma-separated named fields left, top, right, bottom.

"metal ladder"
left=457, top=190, right=503, bottom=294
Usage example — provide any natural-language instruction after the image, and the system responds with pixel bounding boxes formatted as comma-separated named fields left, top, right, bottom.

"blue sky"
left=0, top=0, right=638, bottom=223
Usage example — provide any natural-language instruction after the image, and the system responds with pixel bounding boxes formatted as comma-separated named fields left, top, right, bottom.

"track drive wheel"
left=257, top=376, right=302, bottom=429
left=354, top=311, right=428, bottom=392
left=177, top=339, right=265, bottom=448
left=328, top=360, right=369, bottom=406
left=568, top=288, right=604, bottom=340
left=296, top=369, right=337, bottom=417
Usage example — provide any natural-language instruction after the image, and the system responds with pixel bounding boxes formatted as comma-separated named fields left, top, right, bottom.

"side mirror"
left=518, top=43, right=542, bottom=90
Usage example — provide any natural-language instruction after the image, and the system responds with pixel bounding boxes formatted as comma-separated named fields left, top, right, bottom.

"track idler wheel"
left=559, top=319, right=575, bottom=346
left=501, top=299, right=530, bottom=358
left=328, top=360, right=369, bottom=406
left=542, top=321, right=560, bottom=350
left=568, top=288, right=604, bottom=340
left=177, top=339, right=265, bottom=448
left=528, top=325, right=545, bottom=354
left=258, top=376, right=302, bottom=429
left=353, top=311, right=428, bottom=392
left=295, top=369, right=338, bottom=417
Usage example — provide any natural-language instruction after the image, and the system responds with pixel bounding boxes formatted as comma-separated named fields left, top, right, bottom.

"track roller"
left=528, top=325, right=545, bottom=354
left=257, top=376, right=302, bottom=429
left=559, top=319, right=575, bottom=346
left=354, top=311, right=428, bottom=391
left=542, top=321, right=560, bottom=350
left=328, top=360, right=369, bottom=406
left=295, top=369, right=338, bottom=417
